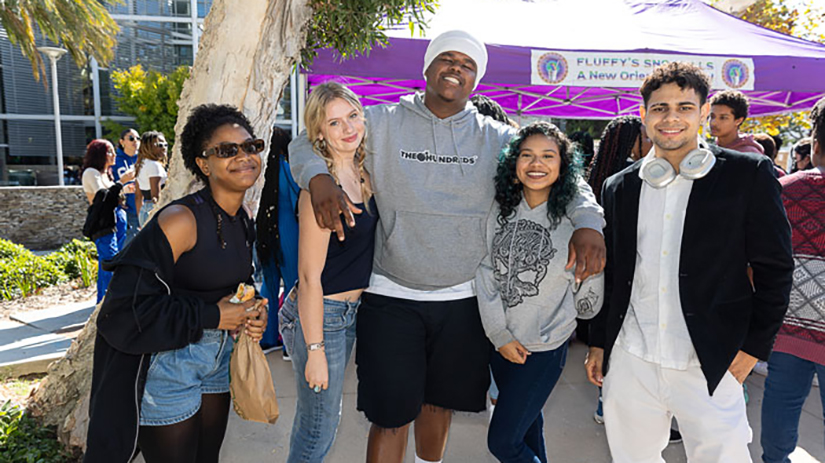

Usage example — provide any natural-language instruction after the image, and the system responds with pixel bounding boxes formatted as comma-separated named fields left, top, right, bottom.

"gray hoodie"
left=476, top=200, right=604, bottom=352
left=290, top=93, right=604, bottom=291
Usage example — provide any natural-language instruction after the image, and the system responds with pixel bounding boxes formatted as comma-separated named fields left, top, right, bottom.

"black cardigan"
left=590, top=146, right=793, bottom=395
left=84, top=211, right=221, bottom=463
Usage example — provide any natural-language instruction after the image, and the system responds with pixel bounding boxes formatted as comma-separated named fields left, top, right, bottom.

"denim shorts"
left=140, top=329, right=233, bottom=426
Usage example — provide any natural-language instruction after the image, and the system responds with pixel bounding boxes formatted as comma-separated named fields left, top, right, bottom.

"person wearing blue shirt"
left=112, top=128, right=140, bottom=243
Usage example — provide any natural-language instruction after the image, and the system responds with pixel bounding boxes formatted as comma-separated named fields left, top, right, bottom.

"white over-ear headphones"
left=640, top=148, right=716, bottom=189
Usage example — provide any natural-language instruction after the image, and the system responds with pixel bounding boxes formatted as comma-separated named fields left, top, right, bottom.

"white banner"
left=531, top=51, right=755, bottom=90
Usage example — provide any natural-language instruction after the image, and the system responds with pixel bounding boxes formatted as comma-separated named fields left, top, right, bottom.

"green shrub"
left=0, top=240, right=31, bottom=261
left=0, top=401, right=78, bottom=463
left=44, top=240, right=97, bottom=281
left=0, top=238, right=97, bottom=301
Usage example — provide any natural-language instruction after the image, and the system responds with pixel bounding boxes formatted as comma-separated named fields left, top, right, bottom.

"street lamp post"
left=37, top=46, right=68, bottom=186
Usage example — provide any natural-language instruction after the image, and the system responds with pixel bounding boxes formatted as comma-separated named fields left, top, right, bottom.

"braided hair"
left=256, top=127, right=291, bottom=268
left=586, top=115, right=643, bottom=204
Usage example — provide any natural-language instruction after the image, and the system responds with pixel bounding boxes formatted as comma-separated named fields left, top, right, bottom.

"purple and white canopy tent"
left=305, top=0, right=825, bottom=120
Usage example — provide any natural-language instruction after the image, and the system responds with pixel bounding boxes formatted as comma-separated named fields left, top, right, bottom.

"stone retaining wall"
left=0, top=187, right=88, bottom=250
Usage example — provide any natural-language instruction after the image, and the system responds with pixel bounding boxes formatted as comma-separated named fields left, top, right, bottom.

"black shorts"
left=355, top=293, right=492, bottom=429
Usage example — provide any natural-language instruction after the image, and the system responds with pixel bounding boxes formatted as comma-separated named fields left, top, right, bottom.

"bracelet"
left=306, top=341, right=325, bottom=351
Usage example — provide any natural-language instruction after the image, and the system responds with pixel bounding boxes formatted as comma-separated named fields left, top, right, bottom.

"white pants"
left=602, top=346, right=752, bottom=463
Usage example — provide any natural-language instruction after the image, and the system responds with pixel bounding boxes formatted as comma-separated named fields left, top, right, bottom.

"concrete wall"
left=0, top=187, right=87, bottom=250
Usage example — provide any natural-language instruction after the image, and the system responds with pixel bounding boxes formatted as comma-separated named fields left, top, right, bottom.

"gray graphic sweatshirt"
left=290, top=93, right=604, bottom=291
left=476, top=200, right=604, bottom=352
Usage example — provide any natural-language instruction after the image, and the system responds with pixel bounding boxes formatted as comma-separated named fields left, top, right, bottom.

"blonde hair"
left=135, top=131, right=167, bottom=178
left=304, top=82, right=372, bottom=205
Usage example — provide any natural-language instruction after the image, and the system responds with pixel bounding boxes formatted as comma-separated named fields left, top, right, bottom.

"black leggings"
left=138, top=393, right=231, bottom=463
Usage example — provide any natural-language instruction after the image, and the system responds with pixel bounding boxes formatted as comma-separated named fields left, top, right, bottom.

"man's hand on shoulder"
left=308, top=174, right=362, bottom=242
left=567, top=228, right=606, bottom=283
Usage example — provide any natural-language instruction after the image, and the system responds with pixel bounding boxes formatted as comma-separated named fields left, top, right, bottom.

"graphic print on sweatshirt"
left=492, top=219, right=557, bottom=308
left=399, top=149, right=478, bottom=166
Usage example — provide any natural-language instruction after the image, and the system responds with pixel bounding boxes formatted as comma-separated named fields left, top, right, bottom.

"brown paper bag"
left=229, top=330, right=279, bottom=424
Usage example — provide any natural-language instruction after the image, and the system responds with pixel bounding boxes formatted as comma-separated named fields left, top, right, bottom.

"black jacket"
left=591, top=146, right=793, bottom=395
left=84, top=213, right=221, bottom=463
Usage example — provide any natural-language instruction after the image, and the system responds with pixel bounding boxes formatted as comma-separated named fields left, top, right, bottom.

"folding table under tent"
left=304, top=0, right=825, bottom=120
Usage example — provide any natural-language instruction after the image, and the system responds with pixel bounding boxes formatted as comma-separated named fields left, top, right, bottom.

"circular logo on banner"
left=722, top=59, right=749, bottom=89
left=537, top=53, right=568, bottom=84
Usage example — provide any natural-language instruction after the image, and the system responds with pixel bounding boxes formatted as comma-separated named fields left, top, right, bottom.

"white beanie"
left=422, top=30, right=488, bottom=89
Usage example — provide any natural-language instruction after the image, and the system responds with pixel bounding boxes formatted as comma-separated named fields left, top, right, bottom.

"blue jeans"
left=94, top=232, right=117, bottom=303
left=139, top=200, right=155, bottom=227
left=761, top=351, right=825, bottom=463
left=124, top=208, right=139, bottom=244
left=278, top=290, right=358, bottom=463
left=488, top=343, right=568, bottom=463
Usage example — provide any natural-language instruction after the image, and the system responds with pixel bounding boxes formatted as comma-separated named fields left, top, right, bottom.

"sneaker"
left=262, top=345, right=282, bottom=355
left=669, top=429, right=683, bottom=444
left=282, top=350, right=291, bottom=362
left=594, top=396, right=605, bottom=424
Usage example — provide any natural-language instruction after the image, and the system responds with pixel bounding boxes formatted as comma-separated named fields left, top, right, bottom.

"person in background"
left=81, top=139, right=135, bottom=303
left=477, top=121, right=604, bottom=463
left=112, top=128, right=140, bottom=242
left=710, top=90, right=764, bottom=155
left=791, top=138, right=812, bottom=173
left=761, top=97, right=825, bottom=463
left=754, top=133, right=785, bottom=178
left=256, top=126, right=301, bottom=355
left=135, top=131, right=169, bottom=226
left=570, top=131, right=595, bottom=169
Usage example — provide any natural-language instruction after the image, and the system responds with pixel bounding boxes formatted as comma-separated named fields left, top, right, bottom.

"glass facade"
left=0, top=0, right=293, bottom=185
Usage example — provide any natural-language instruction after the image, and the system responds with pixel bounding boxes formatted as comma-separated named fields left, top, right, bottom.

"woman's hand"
left=119, top=169, right=136, bottom=184
left=305, top=349, right=329, bottom=392
left=244, top=298, right=269, bottom=342
left=216, top=294, right=256, bottom=331
left=499, top=340, right=530, bottom=364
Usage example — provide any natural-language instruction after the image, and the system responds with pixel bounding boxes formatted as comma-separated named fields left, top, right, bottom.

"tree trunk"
left=27, top=0, right=314, bottom=449
left=158, top=0, right=314, bottom=216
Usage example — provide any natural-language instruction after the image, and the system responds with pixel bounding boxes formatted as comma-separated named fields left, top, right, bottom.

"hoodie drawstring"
left=450, top=121, right=466, bottom=176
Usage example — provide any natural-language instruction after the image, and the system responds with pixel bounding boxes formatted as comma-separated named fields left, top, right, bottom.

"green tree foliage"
left=0, top=0, right=120, bottom=82
left=303, top=0, right=438, bottom=64
left=728, top=0, right=825, bottom=143
left=107, top=65, right=190, bottom=145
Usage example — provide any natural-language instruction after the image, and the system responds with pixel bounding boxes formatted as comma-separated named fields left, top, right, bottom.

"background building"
left=0, top=0, right=294, bottom=185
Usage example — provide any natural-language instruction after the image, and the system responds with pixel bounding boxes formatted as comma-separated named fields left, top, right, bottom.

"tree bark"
left=27, top=0, right=314, bottom=449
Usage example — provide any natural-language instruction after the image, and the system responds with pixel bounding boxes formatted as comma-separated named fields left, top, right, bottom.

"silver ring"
left=313, top=385, right=321, bottom=393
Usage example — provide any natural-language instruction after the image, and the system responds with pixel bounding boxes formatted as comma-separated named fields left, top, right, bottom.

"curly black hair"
left=640, top=61, right=712, bottom=107
left=812, top=96, right=825, bottom=155
left=495, top=121, right=581, bottom=229
left=471, top=94, right=510, bottom=125
left=710, top=90, right=750, bottom=121
left=180, top=104, right=256, bottom=184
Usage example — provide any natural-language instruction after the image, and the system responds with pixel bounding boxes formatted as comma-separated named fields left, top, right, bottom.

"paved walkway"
left=1, top=302, right=822, bottom=462
left=166, top=342, right=825, bottom=463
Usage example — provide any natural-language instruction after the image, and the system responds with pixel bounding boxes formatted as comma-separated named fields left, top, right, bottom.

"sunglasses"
left=155, top=142, right=168, bottom=148
left=202, top=139, right=265, bottom=159
left=127, top=136, right=137, bottom=142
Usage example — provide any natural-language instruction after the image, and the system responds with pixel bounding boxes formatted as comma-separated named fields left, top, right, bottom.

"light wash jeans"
left=138, top=200, right=155, bottom=227
left=278, top=289, right=358, bottom=463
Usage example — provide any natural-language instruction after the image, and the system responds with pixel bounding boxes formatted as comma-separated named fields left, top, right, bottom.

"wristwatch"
left=307, top=341, right=325, bottom=351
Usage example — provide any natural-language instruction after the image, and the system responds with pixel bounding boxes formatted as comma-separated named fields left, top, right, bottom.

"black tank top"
left=320, top=196, right=378, bottom=295
left=171, top=188, right=253, bottom=305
